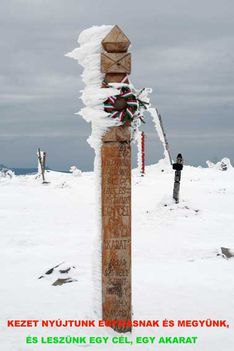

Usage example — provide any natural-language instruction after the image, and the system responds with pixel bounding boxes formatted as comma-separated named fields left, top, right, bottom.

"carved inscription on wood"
left=102, top=140, right=131, bottom=332
left=101, top=53, right=131, bottom=74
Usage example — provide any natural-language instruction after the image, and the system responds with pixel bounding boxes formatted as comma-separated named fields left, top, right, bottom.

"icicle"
left=137, top=131, right=142, bottom=175
left=137, top=131, right=145, bottom=176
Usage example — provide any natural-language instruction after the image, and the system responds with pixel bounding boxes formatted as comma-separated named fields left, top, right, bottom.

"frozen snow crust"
left=1, top=161, right=234, bottom=350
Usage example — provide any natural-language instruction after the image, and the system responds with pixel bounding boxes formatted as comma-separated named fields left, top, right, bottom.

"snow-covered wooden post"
left=101, top=26, right=132, bottom=332
left=173, top=153, right=183, bottom=203
left=37, top=148, right=46, bottom=183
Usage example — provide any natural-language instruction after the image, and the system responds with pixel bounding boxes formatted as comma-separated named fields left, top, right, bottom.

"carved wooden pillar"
left=101, top=26, right=132, bottom=333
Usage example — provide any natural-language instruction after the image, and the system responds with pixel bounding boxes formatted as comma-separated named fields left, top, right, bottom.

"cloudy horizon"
left=0, top=0, right=233, bottom=171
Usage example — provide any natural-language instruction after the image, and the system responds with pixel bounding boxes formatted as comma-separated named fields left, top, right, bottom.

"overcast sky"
left=0, top=0, right=233, bottom=170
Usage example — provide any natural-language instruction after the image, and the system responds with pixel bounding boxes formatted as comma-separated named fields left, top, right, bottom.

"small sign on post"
left=172, top=153, right=183, bottom=203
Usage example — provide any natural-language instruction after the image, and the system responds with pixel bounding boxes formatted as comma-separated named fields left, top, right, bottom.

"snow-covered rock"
left=206, top=157, right=232, bottom=171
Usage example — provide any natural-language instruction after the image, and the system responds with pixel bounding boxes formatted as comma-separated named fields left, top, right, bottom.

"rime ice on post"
left=101, top=26, right=132, bottom=333
left=137, top=131, right=145, bottom=176
left=140, top=131, right=145, bottom=176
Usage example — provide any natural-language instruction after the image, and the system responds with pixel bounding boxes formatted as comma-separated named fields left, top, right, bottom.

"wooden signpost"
left=173, top=153, right=183, bottom=203
left=37, top=148, right=47, bottom=183
left=101, top=26, right=132, bottom=333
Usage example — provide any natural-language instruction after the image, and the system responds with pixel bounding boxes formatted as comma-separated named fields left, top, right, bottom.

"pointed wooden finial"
left=102, top=25, right=131, bottom=53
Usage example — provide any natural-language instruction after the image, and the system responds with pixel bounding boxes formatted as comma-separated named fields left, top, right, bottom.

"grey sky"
left=0, top=0, right=233, bottom=170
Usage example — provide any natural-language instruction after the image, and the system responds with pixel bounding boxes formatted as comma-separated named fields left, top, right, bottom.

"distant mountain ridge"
left=12, top=168, right=38, bottom=175
left=0, top=164, right=38, bottom=175
left=0, top=164, right=8, bottom=169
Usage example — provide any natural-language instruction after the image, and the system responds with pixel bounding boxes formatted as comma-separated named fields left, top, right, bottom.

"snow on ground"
left=0, top=162, right=234, bottom=351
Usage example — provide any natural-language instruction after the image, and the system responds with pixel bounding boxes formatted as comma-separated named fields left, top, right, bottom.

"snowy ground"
left=0, top=161, right=234, bottom=351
